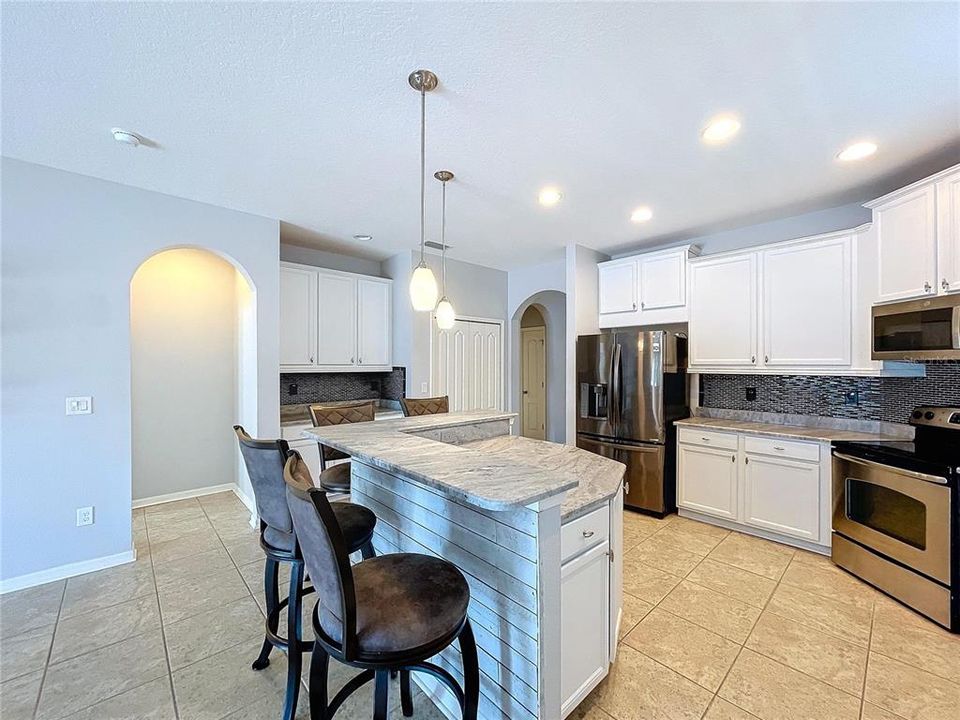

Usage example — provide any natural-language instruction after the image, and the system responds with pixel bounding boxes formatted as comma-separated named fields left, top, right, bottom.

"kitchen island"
left=303, top=410, right=625, bottom=720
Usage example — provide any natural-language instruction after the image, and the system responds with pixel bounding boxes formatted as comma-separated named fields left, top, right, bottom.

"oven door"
left=832, top=452, right=952, bottom=585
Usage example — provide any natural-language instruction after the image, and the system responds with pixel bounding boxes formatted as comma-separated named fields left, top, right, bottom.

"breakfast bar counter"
left=303, top=411, right=625, bottom=720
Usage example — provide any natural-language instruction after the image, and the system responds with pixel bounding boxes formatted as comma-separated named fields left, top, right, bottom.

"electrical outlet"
left=288, top=383, right=298, bottom=396
left=76, top=506, right=94, bottom=526
left=844, top=390, right=859, bottom=407
left=66, top=396, right=93, bottom=415
left=745, top=387, right=757, bottom=401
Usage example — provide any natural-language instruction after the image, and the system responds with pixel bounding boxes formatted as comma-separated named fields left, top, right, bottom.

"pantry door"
left=432, top=318, right=503, bottom=412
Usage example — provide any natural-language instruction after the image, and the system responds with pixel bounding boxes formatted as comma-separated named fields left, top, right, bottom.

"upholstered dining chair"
left=399, top=395, right=449, bottom=417
left=308, top=401, right=376, bottom=494
left=283, top=450, right=479, bottom=720
left=233, top=426, right=377, bottom=720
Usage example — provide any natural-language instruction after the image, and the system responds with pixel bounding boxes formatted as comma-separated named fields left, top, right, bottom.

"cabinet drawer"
left=744, top=435, right=819, bottom=463
left=678, top=427, right=738, bottom=451
left=561, top=506, right=610, bottom=564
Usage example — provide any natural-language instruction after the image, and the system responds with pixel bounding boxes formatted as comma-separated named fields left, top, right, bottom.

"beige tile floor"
left=1, top=494, right=958, bottom=720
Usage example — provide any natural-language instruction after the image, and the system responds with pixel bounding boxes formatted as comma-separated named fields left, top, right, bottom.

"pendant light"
left=408, top=69, right=440, bottom=311
left=434, top=170, right=456, bottom=329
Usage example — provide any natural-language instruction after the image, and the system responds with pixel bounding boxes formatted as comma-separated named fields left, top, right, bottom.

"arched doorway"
left=519, top=306, right=547, bottom=439
left=130, top=248, right=257, bottom=507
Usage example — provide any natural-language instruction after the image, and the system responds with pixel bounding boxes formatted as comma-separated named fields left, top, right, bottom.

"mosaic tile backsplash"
left=280, top=367, right=405, bottom=406
left=700, top=363, right=960, bottom=424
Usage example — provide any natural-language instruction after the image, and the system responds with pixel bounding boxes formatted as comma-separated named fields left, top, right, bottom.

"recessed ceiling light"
left=538, top=186, right=563, bottom=207
left=837, top=141, right=877, bottom=162
left=111, top=128, right=141, bottom=146
left=352, top=234, right=373, bottom=242
left=701, top=115, right=741, bottom=145
left=630, top=206, right=653, bottom=223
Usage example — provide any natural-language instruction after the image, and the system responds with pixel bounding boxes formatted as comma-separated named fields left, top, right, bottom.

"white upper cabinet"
left=688, top=253, right=758, bottom=366
left=598, top=245, right=697, bottom=327
left=279, top=262, right=392, bottom=372
left=639, top=248, right=687, bottom=310
left=936, top=169, right=960, bottom=294
left=762, top=235, right=852, bottom=367
left=317, top=272, right=357, bottom=366
left=867, top=165, right=960, bottom=302
left=597, top=259, right=637, bottom=314
left=279, top=265, right=318, bottom=366
left=357, top=278, right=392, bottom=367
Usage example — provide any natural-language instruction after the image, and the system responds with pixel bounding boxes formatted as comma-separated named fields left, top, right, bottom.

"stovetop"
left=833, top=406, right=960, bottom=480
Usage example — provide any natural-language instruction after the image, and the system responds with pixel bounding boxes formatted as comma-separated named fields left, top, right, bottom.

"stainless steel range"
left=832, top=406, right=959, bottom=631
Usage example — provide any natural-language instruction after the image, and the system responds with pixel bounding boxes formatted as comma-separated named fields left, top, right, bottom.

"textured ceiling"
left=3, top=2, right=958, bottom=269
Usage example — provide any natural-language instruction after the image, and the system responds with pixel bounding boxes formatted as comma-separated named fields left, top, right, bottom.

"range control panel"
left=909, top=406, right=960, bottom=429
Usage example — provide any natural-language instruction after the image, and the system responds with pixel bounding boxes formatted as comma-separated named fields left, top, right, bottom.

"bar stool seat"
left=318, top=461, right=352, bottom=493
left=318, top=553, right=470, bottom=658
left=263, top=501, right=375, bottom=553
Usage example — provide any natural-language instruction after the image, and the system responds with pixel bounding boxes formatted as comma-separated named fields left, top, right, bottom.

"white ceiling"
left=3, top=2, right=958, bottom=270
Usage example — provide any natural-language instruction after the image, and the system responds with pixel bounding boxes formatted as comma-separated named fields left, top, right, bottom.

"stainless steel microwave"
left=872, top=294, right=960, bottom=360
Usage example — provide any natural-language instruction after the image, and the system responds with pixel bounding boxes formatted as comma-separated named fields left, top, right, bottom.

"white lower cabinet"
left=742, top=453, right=820, bottom=541
left=677, top=427, right=829, bottom=550
left=677, top=444, right=739, bottom=520
left=560, top=540, right=609, bottom=718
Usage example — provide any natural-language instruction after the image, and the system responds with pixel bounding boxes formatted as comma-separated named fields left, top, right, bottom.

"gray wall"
left=1, top=158, right=280, bottom=586
left=510, top=290, right=567, bottom=443
left=280, top=243, right=384, bottom=277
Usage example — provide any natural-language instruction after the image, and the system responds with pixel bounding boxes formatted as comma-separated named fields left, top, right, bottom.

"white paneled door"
left=521, top=327, right=546, bottom=439
left=432, top=319, right=503, bottom=412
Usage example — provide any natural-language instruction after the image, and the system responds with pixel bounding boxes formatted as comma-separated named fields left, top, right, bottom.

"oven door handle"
left=833, top=452, right=949, bottom=485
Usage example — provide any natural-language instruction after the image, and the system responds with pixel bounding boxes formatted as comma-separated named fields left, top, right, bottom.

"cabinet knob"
left=764, top=355, right=769, bottom=363
left=745, top=456, right=749, bottom=464
left=350, top=357, right=355, bottom=364
left=632, top=302, right=637, bottom=310
left=924, top=281, right=932, bottom=293
left=751, top=355, right=756, bottom=364
left=640, top=301, right=645, bottom=309
left=358, top=358, right=362, bottom=365
left=944, top=278, right=951, bottom=290
left=309, top=356, right=314, bottom=363
left=731, top=454, right=736, bottom=463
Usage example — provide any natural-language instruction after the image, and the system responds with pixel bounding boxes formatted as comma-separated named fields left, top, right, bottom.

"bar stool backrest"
left=283, top=450, right=358, bottom=659
left=400, top=395, right=449, bottom=417
left=308, top=401, right=376, bottom=464
left=233, top=425, right=292, bottom=537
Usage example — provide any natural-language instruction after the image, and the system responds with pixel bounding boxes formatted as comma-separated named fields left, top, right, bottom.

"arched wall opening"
left=130, top=247, right=258, bottom=505
left=510, top=290, right=566, bottom=443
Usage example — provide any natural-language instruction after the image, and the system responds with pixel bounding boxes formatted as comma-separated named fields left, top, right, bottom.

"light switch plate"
left=420, top=382, right=428, bottom=394
left=66, top=396, right=93, bottom=415
left=76, top=506, right=94, bottom=526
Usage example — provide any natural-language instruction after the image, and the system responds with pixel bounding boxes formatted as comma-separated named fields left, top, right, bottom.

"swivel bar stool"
left=283, top=451, right=479, bottom=720
left=234, top=426, right=378, bottom=720
left=399, top=395, right=449, bottom=417
left=308, top=401, right=376, bottom=494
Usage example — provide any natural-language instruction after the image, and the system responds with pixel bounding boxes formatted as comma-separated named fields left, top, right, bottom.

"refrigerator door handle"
left=611, top=343, right=622, bottom=431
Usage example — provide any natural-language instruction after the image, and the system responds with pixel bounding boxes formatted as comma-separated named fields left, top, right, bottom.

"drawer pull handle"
left=774, top=446, right=785, bottom=451
left=582, top=530, right=595, bottom=538
left=701, top=437, right=710, bottom=442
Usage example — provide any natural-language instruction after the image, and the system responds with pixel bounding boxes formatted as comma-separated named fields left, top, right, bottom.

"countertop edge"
left=675, top=417, right=906, bottom=443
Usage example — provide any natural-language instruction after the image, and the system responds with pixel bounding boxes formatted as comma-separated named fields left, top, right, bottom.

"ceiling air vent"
left=424, top=241, right=452, bottom=251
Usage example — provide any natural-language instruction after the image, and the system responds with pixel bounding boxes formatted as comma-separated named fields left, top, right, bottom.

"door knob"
left=522, top=390, right=529, bottom=395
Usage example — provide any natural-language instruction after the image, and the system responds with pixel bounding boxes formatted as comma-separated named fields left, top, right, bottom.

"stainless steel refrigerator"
left=576, top=329, right=689, bottom=515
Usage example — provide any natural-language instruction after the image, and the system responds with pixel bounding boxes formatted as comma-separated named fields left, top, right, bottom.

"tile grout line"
left=145, top=499, right=187, bottom=720
left=30, top=576, right=67, bottom=720
left=859, top=599, right=876, bottom=720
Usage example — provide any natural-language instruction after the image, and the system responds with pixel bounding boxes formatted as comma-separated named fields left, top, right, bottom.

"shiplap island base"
left=303, top=411, right=626, bottom=720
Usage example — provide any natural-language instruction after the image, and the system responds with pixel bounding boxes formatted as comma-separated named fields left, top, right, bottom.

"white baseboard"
left=232, top=486, right=259, bottom=528
left=0, top=549, right=135, bottom=595
left=132, top=483, right=237, bottom=509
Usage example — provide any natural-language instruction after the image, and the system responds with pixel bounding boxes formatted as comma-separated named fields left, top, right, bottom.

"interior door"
left=433, top=320, right=469, bottom=411
left=316, top=272, right=357, bottom=366
left=432, top=319, right=502, bottom=412
left=521, top=327, right=546, bottom=439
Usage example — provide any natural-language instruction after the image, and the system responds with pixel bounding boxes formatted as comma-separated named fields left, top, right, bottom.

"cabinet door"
left=677, top=444, right=739, bottom=520
left=936, top=171, right=960, bottom=294
left=357, top=278, right=391, bottom=367
left=561, top=541, right=610, bottom=717
left=876, top=185, right=937, bottom=302
left=468, top=321, right=503, bottom=411
left=743, top=454, right=819, bottom=541
left=598, top=259, right=637, bottom=314
left=688, top=254, right=757, bottom=366
left=279, top=265, right=317, bottom=366
left=639, top=249, right=686, bottom=310
left=316, top=273, right=357, bottom=366
left=762, top=236, right=852, bottom=367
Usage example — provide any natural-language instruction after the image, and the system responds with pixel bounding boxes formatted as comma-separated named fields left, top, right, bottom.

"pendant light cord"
left=440, top=178, right=447, bottom=295
left=419, top=84, right=426, bottom=265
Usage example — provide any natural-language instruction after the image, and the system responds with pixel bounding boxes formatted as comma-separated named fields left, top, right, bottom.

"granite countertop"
left=281, top=400, right=402, bottom=427
left=458, top=435, right=625, bottom=521
left=676, top=417, right=908, bottom=443
left=302, top=411, right=620, bottom=513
